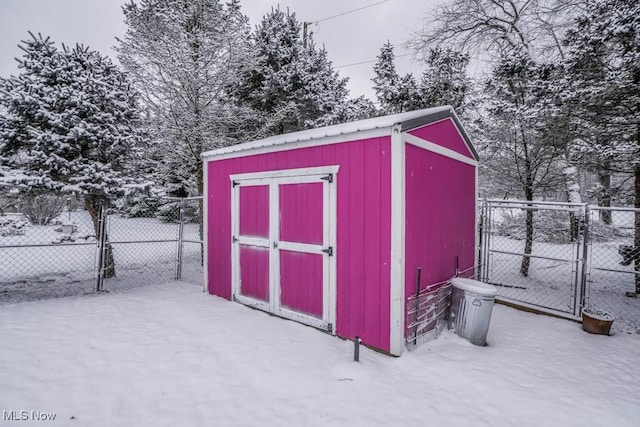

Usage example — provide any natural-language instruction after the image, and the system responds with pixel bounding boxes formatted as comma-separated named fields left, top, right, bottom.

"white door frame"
left=230, top=166, right=339, bottom=333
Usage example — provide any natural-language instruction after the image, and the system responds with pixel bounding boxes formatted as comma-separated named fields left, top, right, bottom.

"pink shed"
left=201, top=107, right=479, bottom=356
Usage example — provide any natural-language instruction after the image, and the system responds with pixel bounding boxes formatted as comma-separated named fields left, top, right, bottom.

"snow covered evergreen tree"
left=118, top=0, right=253, bottom=196
left=372, top=41, right=400, bottom=113
left=312, top=96, right=377, bottom=127
left=564, top=0, right=640, bottom=293
left=418, top=48, right=471, bottom=113
left=0, top=33, right=145, bottom=277
left=232, top=7, right=352, bottom=135
left=373, top=43, right=471, bottom=114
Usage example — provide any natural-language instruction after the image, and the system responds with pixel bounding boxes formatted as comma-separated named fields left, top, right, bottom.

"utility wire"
left=314, top=0, right=392, bottom=24
left=335, top=52, right=413, bottom=69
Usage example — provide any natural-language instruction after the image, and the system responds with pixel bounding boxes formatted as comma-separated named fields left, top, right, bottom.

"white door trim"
left=230, top=165, right=340, bottom=183
left=278, top=241, right=324, bottom=254
left=230, top=166, right=338, bottom=334
left=235, top=236, right=269, bottom=248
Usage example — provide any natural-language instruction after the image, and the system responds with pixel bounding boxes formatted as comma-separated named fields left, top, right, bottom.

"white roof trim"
left=201, top=106, right=452, bottom=160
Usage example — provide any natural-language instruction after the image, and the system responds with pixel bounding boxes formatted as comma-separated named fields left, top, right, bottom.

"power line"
left=314, top=0, right=392, bottom=24
left=335, top=52, right=413, bottom=69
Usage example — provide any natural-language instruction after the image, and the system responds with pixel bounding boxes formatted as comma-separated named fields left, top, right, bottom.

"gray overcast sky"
left=0, top=0, right=437, bottom=100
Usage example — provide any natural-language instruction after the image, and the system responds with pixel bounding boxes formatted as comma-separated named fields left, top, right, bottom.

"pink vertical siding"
left=404, top=143, right=476, bottom=337
left=279, top=183, right=323, bottom=245
left=280, top=250, right=323, bottom=318
left=239, top=185, right=269, bottom=237
left=239, top=246, right=269, bottom=302
left=207, top=137, right=392, bottom=352
left=408, top=118, right=475, bottom=159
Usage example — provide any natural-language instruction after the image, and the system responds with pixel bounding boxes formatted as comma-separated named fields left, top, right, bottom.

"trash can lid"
left=451, top=278, right=497, bottom=296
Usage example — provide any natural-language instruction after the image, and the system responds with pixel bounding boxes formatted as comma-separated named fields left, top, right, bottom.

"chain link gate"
left=479, top=199, right=640, bottom=332
left=479, top=199, right=588, bottom=317
left=101, top=197, right=203, bottom=290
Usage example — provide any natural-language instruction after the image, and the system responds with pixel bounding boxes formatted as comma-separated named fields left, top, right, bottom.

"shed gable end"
left=407, top=118, right=475, bottom=160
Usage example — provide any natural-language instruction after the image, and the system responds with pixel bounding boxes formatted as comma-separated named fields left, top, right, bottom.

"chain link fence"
left=479, top=199, right=640, bottom=333
left=586, top=207, right=639, bottom=332
left=405, top=266, right=478, bottom=349
left=0, top=194, right=203, bottom=305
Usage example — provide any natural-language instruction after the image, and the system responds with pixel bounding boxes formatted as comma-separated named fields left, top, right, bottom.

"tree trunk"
left=634, top=164, right=640, bottom=294
left=85, top=195, right=116, bottom=278
left=520, top=186, right=534, bottom=277
left=562, top=160, right=582, bottom=242
left=598, top=171, right=612, bottom=225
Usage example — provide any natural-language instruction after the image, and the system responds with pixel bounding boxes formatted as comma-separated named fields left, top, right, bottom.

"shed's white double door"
left=230, top=167, right=337, bottom=332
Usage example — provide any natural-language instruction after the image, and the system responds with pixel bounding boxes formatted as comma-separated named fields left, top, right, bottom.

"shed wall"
left=404, top=143, right=476, bottom=335
left=207, top=137, right=392, bottom=351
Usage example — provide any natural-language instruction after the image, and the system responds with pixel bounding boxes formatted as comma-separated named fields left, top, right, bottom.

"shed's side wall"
left=404, top=143, right=476, bottom=334
left=408, top=118, right=474, bottom=159
left=207, top=137, right=392, bottom=351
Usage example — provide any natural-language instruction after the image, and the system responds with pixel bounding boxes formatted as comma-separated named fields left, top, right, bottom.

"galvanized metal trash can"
left=448, top=278, right=497, bottom=346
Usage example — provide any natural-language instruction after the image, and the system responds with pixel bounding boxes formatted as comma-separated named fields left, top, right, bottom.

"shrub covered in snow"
left=0, top=216, right=29, bottom=237
left=113, top=196, right=163, bottom=219
left=156, top=202, right=199, bottom=223
left=588, top=219, right=632, bottom=242
left=494, top=209, right=571, bottom=243
left=493, top=209, right=630, bottom=243
left=20, top=194, right=66, bottom=225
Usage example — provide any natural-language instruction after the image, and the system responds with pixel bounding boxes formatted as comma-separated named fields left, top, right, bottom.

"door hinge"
left=327, top=323, right=333, bottom=333
left=232, top=236, right=238, bottom=243
left=322, top=246, right=333, bottom=256
left=320, top=173, right=333, bottom=183
left=232, top=180, right=239, bottom=187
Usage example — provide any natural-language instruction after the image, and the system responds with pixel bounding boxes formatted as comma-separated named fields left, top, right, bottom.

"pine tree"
left=233, top=7, right=351, bottom=135
left=419, top=48, right=471, bottom=113
left=373, top=43, right=471, bottom=114
left=372, top=41, right=400, bottom=113
left=0, top=33, right=145, bottom=277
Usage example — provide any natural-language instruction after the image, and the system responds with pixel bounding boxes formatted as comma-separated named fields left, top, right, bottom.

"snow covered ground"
left=1, top=282, right=638, bottom=426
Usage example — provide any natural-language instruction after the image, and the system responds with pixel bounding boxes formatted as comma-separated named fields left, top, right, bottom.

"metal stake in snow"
left=353, top=336, right=362, bottom=362
left=413, top=267, right=422, bottom=346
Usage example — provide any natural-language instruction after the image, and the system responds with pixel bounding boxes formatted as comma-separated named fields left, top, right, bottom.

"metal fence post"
left=477, top=200, right=484, bottom=280
left=578, top=204, right=590, bottom=314
left=481, top=199, right=491, bottom=283
left=176, top=199, right=185, bottom=281
left=96, top=202, right=108, bottom=292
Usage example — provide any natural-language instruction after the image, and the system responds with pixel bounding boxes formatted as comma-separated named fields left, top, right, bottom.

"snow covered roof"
left=201, top=106, right=478, bottom=160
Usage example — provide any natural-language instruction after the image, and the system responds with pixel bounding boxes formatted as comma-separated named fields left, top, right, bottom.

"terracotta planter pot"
left=581, top=308, right=614, bottom=335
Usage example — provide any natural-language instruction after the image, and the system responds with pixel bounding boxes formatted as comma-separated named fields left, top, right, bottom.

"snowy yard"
left=1, top=282, right=638, bottom=426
